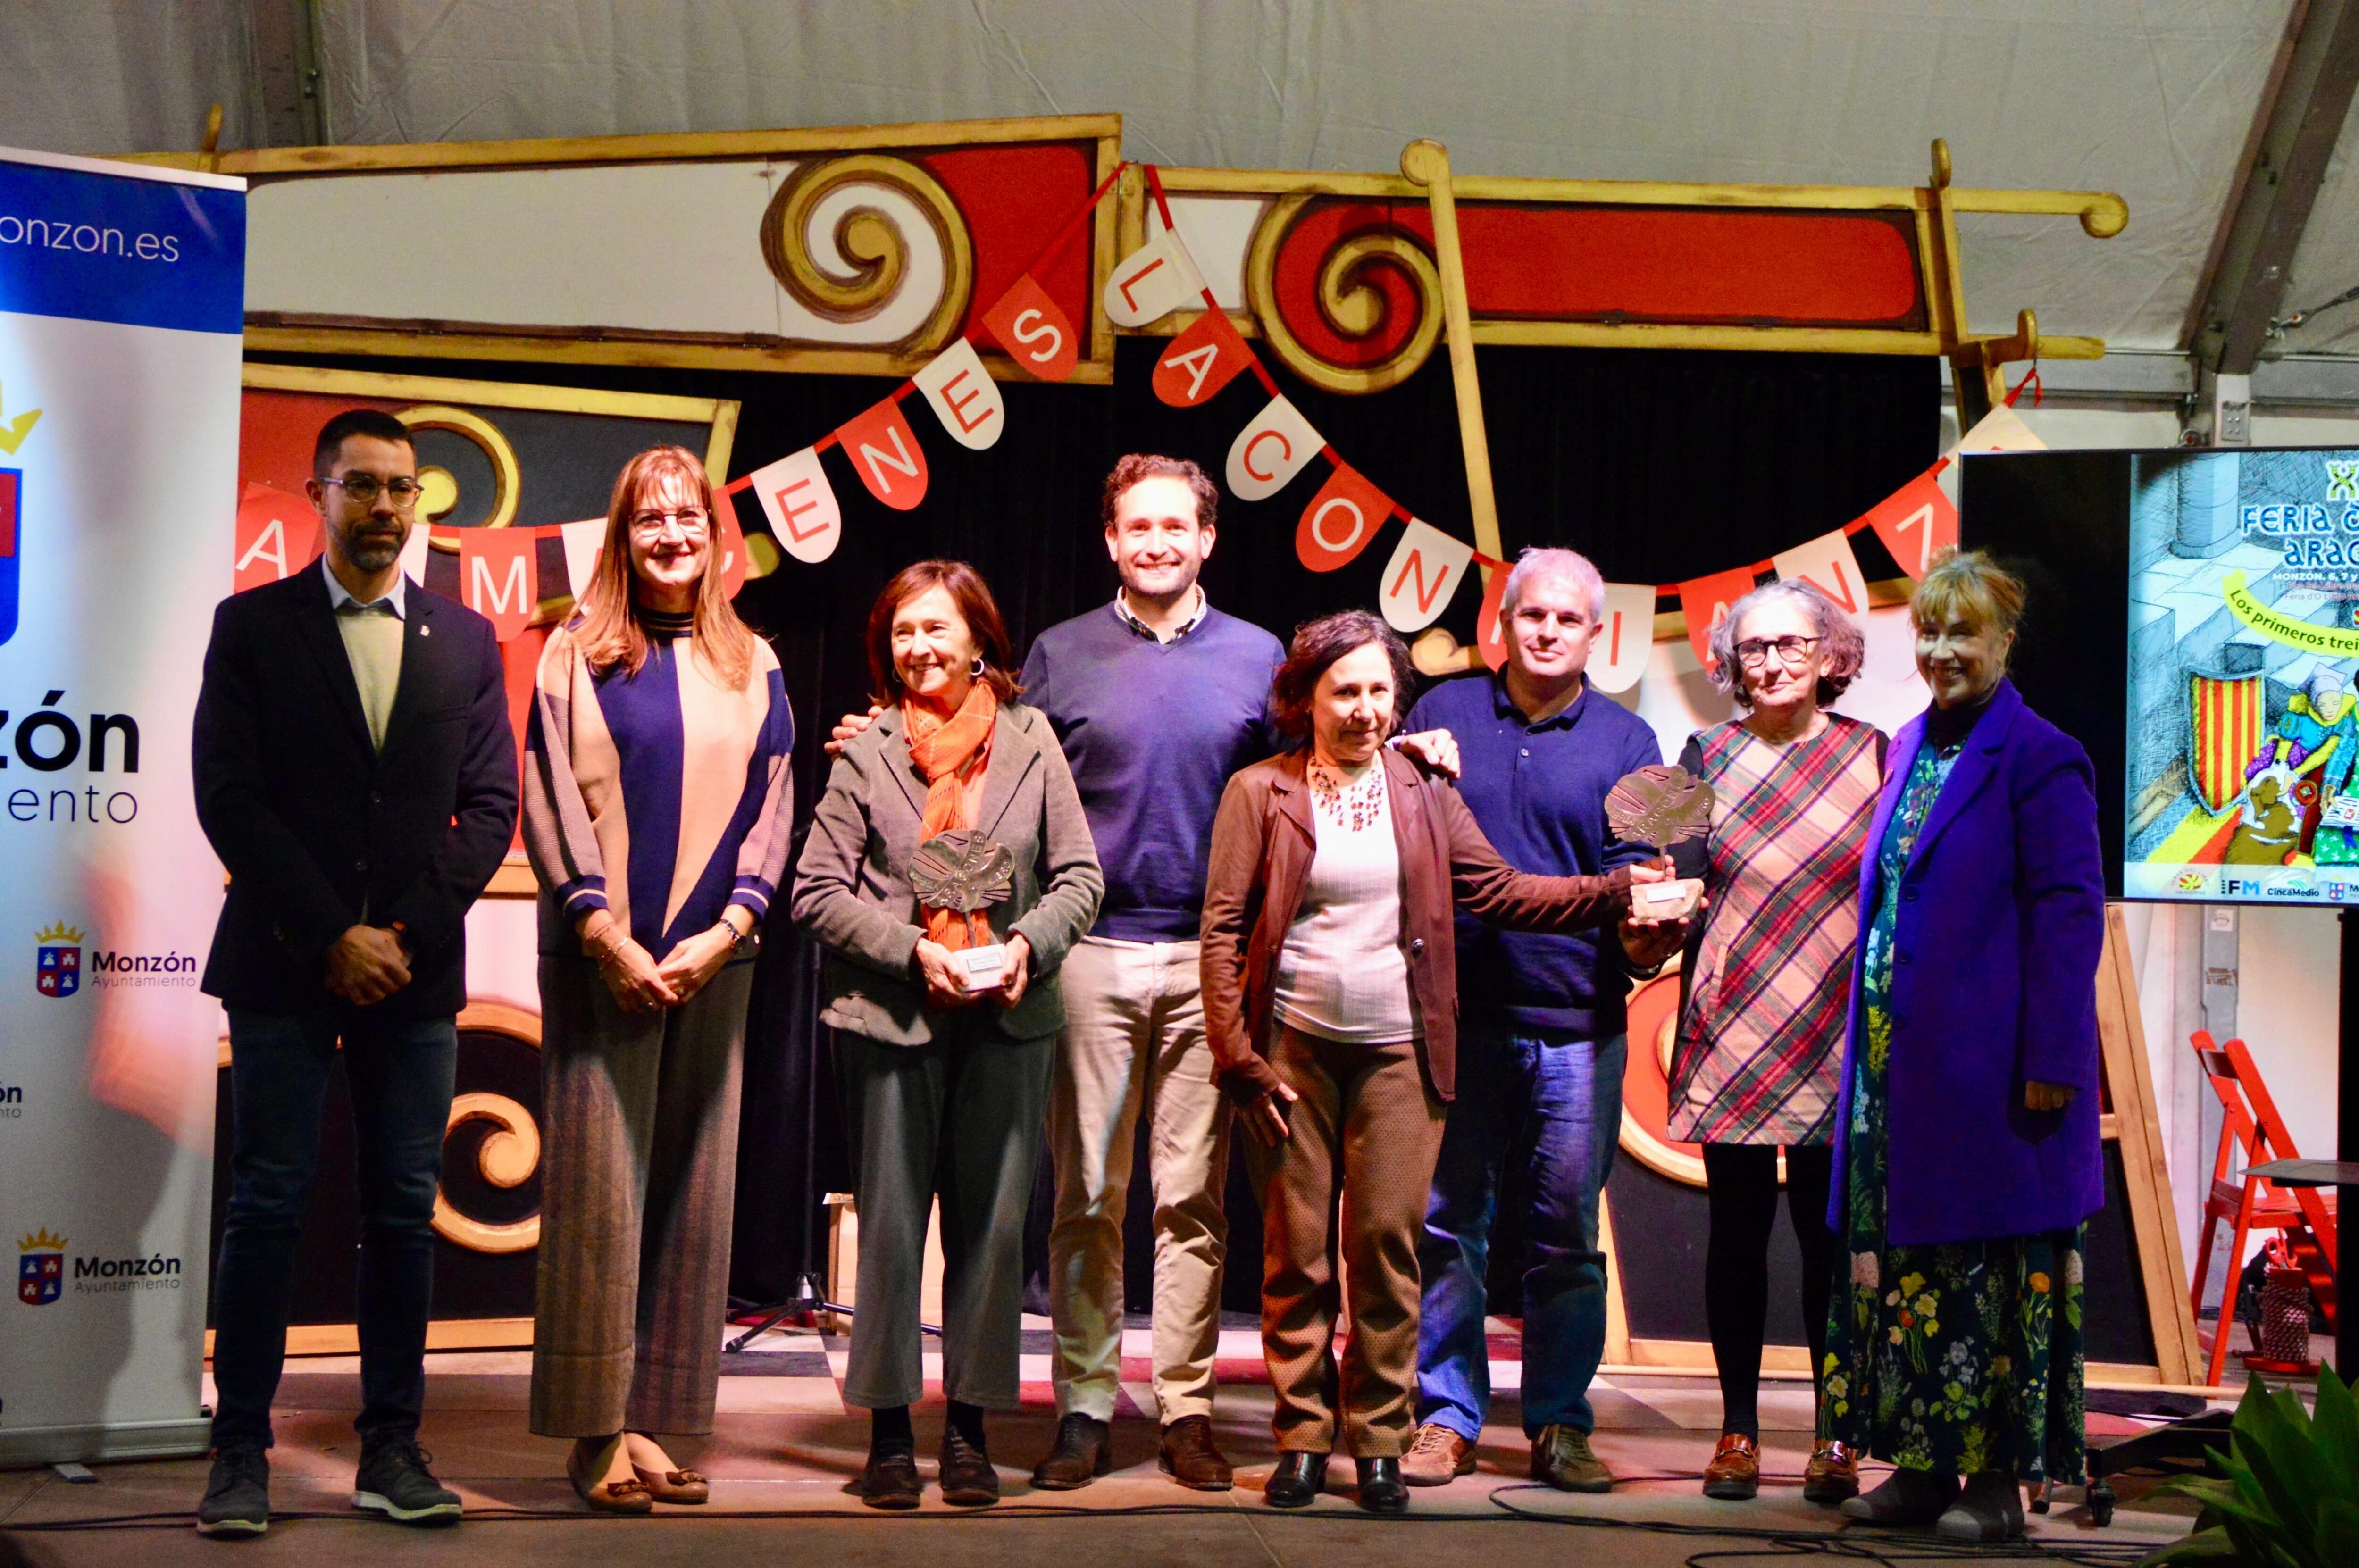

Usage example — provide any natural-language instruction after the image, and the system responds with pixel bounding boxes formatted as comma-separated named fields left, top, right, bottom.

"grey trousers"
left=530, top=956, right=753, bottom=1438
left=837, top=1019, right=1054, bottom=1411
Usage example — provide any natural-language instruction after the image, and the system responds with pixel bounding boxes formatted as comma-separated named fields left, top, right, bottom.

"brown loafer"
left=1158, top=1415, right=1233, bottom=1491
left=1701, top=1431, right=1759, bottom=1501
left=1031, top=1413, right=1112, bottom=1490
left=566, top=1444, right=652, bottom=1515
left=1402, top=1423, right=1475, bottom=1486
left=632, top=1464, right=709, bottom=1505
left=1530, top=1424, right=1613, bottom=1493
left=1802, top=1440, right=1860, bottom=1505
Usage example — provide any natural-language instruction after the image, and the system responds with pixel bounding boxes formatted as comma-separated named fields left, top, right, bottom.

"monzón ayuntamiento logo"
left=18, top=1227, right=65, bottom=1306
left=35, top=922, right=81, bottom=997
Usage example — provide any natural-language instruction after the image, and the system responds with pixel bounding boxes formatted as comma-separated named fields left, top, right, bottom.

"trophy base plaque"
left=954, top=944, right=1008, bottom=992
left=1630, top=878, right=1705, bottom=922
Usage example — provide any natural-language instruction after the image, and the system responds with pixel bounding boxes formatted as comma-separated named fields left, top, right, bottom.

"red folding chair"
left=2186, top=1030, right=2339, bottom=1388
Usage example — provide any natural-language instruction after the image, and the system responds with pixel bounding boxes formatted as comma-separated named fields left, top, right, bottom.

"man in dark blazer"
left=191, top=408, right=518, bottom=1537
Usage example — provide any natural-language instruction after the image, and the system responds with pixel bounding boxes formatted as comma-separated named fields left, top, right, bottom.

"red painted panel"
left=920, top=144, right=1097, bottom=348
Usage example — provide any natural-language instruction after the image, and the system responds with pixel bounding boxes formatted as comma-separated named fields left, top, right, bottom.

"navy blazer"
left=1828, top=678, right=2108, bottom=1246
left=192, top=566, right=519, bottom=1020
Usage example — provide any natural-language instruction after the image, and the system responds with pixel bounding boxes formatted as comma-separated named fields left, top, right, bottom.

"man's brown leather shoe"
left=1701, top=1431, right=1759, bottom=1501
left=1401, top=1423, right=1475, bottom=1486
left=1529, top=1425, right=1614, bottom=1493
left=1802, top=1440, right=1860, bottom=1505
left=1029, top=1413, right=1111, bottom=1491
left=1157, top=1415, right=1233, bottom=1491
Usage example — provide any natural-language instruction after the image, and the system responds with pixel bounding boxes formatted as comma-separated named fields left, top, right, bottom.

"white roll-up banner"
left=0, top=147, right=246, bottom=1465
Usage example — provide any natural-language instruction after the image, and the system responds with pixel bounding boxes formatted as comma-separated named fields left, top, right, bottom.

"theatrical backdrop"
left=173, top=113, right=2195, bottom=1385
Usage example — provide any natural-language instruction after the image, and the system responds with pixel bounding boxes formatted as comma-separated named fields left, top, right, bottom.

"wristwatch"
left=726, top=913, right=761, bottom=957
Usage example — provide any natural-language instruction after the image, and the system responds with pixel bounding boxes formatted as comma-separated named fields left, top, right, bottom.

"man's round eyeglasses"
left=1734, top=634, right=1821, bottom=668
left=323, top=475, right=423, bottom=509
left=631, top=508, right=710, bottom=536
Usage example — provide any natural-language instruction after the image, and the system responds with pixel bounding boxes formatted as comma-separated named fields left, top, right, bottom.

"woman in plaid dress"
left=1668, top=579, right=1883, bottom=1505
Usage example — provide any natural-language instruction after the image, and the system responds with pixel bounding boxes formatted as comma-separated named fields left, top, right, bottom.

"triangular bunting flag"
left=913, top=339, right=1004, bottom=452
left=1378, top=517, right=1474, bottom=633
left=460, top=528, right=538, bottom=641
left=1473, top=564, right=1510, bottom=671
left=558, top=518, right=606, bottom=604
left=1153, top=308, right=1255, bottom=407
left=1296, top=462, right=1392, bottom=572
left=747, top=448, right=843, bottom=563
left=1677, top=567, right=1759, bottom=669
left=1770, top=529, right=1870, bottom=620
left=710, top=478, right=749, bottom=598
left=1226, top=395, right=1322, bottom=501
left=1103, top=225, right=1206, bottom=328
left=837, top=399, right=929, bottom=511
left=1587, top=583, right=1661, bottom=695
left=1862, top=467, right=1959, bottom=582
left=980, top=274, right=1079, bottom=382
left=233, top=483, right=323, bottom=592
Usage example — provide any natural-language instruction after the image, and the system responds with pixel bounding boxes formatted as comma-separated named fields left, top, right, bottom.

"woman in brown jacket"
left=1201, top=610, right=1667, bottom=1514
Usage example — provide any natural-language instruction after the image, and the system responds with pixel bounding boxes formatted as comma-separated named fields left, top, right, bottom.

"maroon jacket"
left=1200, top=748, right=1634, bottom=1102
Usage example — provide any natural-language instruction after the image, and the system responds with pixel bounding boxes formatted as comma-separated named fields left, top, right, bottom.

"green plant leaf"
left=2307, top=1364, right=2359, bottom=1501
left=2206, top=1446, right=2309, bottom=1565
left=2233, top=1378, right=2330, bottom=1561
left=2134, top=1524, right=2240, bottom=1567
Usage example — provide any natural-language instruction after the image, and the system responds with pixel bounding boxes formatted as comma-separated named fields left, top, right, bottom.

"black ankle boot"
left=1355, top=1457, right=1408, bottom=1514
left=1263, top=1451, right=1328, bottom=1508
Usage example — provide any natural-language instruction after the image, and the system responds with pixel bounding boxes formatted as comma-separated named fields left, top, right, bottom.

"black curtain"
left=256, top=338, right=1938, bottom=1310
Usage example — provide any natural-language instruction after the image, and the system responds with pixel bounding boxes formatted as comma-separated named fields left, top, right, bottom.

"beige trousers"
left=1045, top=936, right=1232, bottom=1424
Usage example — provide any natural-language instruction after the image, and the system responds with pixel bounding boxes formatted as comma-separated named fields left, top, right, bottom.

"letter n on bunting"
left=837, top=400, right=929, bottom=511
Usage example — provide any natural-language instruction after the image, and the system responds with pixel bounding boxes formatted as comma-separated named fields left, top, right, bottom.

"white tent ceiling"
left=14, top=0, right=2359, bottom=366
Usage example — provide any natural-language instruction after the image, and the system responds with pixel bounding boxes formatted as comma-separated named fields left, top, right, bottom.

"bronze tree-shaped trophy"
left=908, top=829, right=1017, bottom=991
left=1604, top=763, right=1712, bottom=922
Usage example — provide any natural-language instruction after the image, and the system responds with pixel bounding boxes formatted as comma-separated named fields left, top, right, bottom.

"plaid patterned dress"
left=1667, top=714, right=1882, bottom=1145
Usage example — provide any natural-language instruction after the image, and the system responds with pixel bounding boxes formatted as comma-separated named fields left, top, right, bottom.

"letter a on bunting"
left=1379, top=518, right=1474, bottom=633
left=1103, top=226, right=1205, bottom=329
left=461, top=528, right=537, bottom=641
left=981, top=274, right=1078, bottom=382
left=1677, top=567, right=1759, bottom=669
left=1227, top=396, right=1322, bottom=502
left=749, top=447, right=843, bottom=563
left=837, top=399, right=929, bottom=511
left=1296, top=462, right=1391, bottom=572
left=233, top=483, right=323, bottom=592
left=1153, top=308, right=1254, bottom=407
left=914, top=340, right=1004, bottom=451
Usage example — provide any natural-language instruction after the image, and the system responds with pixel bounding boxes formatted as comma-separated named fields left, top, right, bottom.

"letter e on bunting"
left=1587, top=583, right=1660, bottom=694
left=1862, top=467, right=1957, bottom=582
left=749, top=448, right=842, bottom=563
left=1379, top=518, right=1474, bottom=633
left=1226, top=395, right=1322, bottom=502
left=1153, top=308, right=1254, bottom=407
left=914, top=340, right=1004, bottom=452
left=837, top=399, right=929, bottom=511
left=981, top=274, right=1078, bottom=382
left=461, top=528, right=537, bottom=641
left=1770, top=529, right=1869, bottom=620
left=234, top=483, right=323, bottom=592
left=1103, top=226, right=1205, bottom=329
left=1677, top=568, right=1759, bottom=669
left=1296, top=462, right=1391, bottom=572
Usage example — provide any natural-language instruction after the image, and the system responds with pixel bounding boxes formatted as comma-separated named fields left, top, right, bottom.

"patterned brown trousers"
left=530, top=956, right=753, bottom=1438
left=1245, top=1024, right=1447, bottom=1457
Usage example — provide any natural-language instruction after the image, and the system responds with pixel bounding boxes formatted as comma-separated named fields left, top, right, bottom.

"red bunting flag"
left=981, top=274, right=1079, bottom=383
left=1861, top=465, right=1958, bottom=581
left=747, top=447, right=842, bottom=563
left=836, top=399, right=929, bottom=511
left=1378, top=517, right=1474, bottom=633
left=460, top=528, right=538, bottom=641
left=1473, top=565, right=1510, bottom=671
left=1677, top=567, right=1758, bottom=670
left=1152, top=308, right=1255, bottom=407
left=233, top=483, right=323, bottom=592
left=1295, top=462, right=1392, bottom=572
left=710, top=479, right=750, bottom=598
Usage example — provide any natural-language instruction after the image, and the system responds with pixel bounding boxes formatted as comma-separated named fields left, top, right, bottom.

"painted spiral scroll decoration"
left=1246, top=192, right=1445, bottom=395
left=429, top=1002, right=545, bottom=1255
left=759, top=154, right=973, bottom=354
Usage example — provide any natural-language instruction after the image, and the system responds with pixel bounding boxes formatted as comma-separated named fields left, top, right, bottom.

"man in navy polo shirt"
left=1398, top=547, right=1689, bottom=1493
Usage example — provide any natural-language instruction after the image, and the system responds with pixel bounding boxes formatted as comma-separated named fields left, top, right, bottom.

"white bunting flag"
left=747, top=447, right=843, bottom=563
left=1378, top=517, right=1475, bottom=633
left=557, top=518, right=606, bottom=600
left=1938, top=402, right=2047, bottom=507
left=399, top=512, right=435, bottom=586
left=1226, top=395, right=1323, bottom=501
left=1585, top=583, right=1660, bottom=695
left=1102, top=226, right=1206, bottom=328
left=1770, top=529, right=1871, bottom=621
left=913, top=338, right=1004, bottom=451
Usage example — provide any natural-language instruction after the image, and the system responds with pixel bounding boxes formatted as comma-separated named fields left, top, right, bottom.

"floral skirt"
left=1818, top=1002, right=2087, bottom=1484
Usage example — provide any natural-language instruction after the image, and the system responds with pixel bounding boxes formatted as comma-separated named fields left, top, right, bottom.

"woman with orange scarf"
left=793, top=560, right=1104, bottom=1510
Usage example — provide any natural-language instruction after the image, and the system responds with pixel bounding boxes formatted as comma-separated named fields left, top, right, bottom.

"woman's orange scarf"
left=903, top=681, right=997, bottom=950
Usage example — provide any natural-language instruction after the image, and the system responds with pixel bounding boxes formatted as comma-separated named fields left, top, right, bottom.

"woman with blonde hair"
left=1817, top=550, right=2104, bottom=1543
left=522, top=446, right=795, bottom=1512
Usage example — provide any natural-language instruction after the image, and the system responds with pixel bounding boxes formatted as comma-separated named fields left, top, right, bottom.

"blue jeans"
left=1415, top=1023, right=1624, bottom=1438
left=209, top=1007, right=456, bottom=1451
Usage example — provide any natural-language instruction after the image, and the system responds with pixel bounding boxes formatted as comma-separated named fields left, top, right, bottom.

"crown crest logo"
left=34, top=924, right=83, bottom=945
left=20, top=1228, right=66, bottom=1253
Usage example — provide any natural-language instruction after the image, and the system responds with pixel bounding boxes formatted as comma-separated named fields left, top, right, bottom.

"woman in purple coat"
left=1817, top=551, right=2105, bottom=1544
